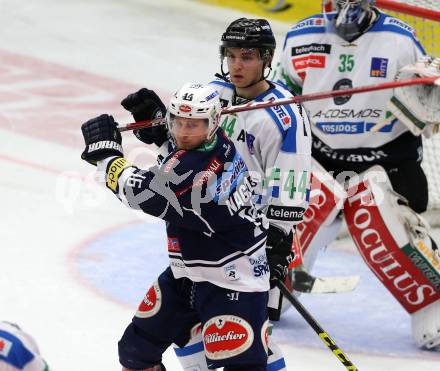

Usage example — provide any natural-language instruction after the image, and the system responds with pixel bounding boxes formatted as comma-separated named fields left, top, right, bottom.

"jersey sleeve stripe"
left=173, top=340, right=205, bottom=356
left=253, top=91, right=286, bottom=136
left=370, top=13, right=426, bottom=54
left=209, top=80, right=235, bottom=89
left=262, top=106, right=285, bottom=136
left=281, top=126, right=298, bottom=153
left=271, top=89, right=298, bottom=153
left=285, top=27, right=326, bottom=43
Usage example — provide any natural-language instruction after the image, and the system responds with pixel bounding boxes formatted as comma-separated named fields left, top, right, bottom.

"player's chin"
left=230, top=75, right=247, bottom=87
left=176, top=141, right=197, bottom=150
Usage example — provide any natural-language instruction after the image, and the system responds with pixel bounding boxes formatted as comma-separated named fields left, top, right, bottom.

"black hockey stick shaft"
left=276, top=280, right=358, bottom=371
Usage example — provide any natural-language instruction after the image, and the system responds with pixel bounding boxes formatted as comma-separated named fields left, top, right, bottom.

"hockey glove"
left=266, top=225, right=294, bottom=289
left=121, top=88, right=168, bottom=146
left=81, top=114, right=123, bottom=165
left=389, top=57, right=440, bottom=137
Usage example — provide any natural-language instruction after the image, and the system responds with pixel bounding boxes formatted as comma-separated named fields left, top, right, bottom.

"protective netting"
left=375, top=0, right=440, bottom=217
left=377, top=0, right=440, bottom=55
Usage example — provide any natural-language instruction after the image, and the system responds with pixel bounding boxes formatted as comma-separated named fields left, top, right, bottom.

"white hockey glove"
left=388, top=56, right=440, bottom=138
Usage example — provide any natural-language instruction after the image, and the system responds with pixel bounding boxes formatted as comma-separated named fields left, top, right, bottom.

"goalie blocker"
left=344, top=165, right=440, bottom=349
left=373, top=56, right=440, bottom=137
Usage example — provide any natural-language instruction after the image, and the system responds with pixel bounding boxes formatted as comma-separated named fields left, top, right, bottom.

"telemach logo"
left=267, top=205, right=304, bottom=221
left=291, top=43, right=331, bottom=56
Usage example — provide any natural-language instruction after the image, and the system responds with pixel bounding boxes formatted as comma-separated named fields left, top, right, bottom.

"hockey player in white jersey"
left=0, top=321, right=49, bottom=371
left=274, top=0, right=440, bottom=350
left=119, top=18, right=312, bottom=371
left=212, top=17, right=312, bottom=318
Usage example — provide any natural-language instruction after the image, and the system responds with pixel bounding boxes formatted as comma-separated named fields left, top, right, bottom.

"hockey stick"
left=118, top=76, right=440, bottom=132
left=289, top=268, right=360, bottom=294
left=288, top=234, right=360, bottom=294
left=276, top=280, right=358, bottom=371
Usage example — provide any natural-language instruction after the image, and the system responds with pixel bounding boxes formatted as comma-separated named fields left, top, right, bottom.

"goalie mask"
left=220, top=18, right=276, bottom=81
left=167, top=83, right=222, bottom=148
left=331, top=0, right=375, bottom=42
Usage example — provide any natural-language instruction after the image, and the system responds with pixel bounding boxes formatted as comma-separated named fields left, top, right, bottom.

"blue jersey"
left=99, top=130, right=269, bottom=292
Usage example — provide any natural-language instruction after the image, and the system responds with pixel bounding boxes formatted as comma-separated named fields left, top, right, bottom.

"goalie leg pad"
left=344, top=165, right=440, bottom=316
left=295, top=159, right=347, bottom=266
left=411, top=299, right=440, bottom=349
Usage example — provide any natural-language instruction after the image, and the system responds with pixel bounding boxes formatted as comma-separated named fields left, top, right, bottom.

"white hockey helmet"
left=167, top=83, right=222, bottom=140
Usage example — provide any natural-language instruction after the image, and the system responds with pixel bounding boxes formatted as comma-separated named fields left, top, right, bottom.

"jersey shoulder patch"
left=372, top=12, right=424, bottom=52
left=256, top=85, right=298, bottom=136
left=209, top=80, right=234, bottom=107
left=285, top=13, right=327, bottom=42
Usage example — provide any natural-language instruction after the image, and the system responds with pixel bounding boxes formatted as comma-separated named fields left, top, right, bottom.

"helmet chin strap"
left=239, top=65, right=272, bottom=90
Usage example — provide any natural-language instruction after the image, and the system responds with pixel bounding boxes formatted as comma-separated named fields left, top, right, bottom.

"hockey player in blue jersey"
left=273, top=0, right=440, bottom=350
left=81, top=83, right=278, bottom=370
left=119, top=17, right=312, bottom=371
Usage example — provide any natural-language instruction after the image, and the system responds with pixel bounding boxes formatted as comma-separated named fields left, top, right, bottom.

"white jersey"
left=0, top=322, right=48, bottom=371
left=274, top=10, right=425, bottom=153
left=210, top=80, right=312, bottom=234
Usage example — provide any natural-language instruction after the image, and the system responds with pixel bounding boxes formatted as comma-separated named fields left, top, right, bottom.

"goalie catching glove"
left=121, top=88, right=169, bottom=146
left=266, top=225, right=295, bottom=288
left=389, top=56, right=440, bottom=137
left=81, top=114, right=123, bottom=165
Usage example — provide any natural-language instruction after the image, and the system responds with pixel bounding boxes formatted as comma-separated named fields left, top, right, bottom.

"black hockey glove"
left=121, top=88, right=168, bottom=147
left=81, top=114, right=123, bottom=165
left=266, top=225, right=295, bottom=289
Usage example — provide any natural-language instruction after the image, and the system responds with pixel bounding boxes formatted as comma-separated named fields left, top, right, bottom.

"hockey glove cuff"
left=81, top=114, right=123, bottom=165
left=121, top=88, right=168, bottom=146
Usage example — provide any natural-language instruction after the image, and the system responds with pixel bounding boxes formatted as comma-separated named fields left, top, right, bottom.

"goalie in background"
left=0, top=321, right=50, bottom=371
left=273, top=0, right=440, bottom=350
